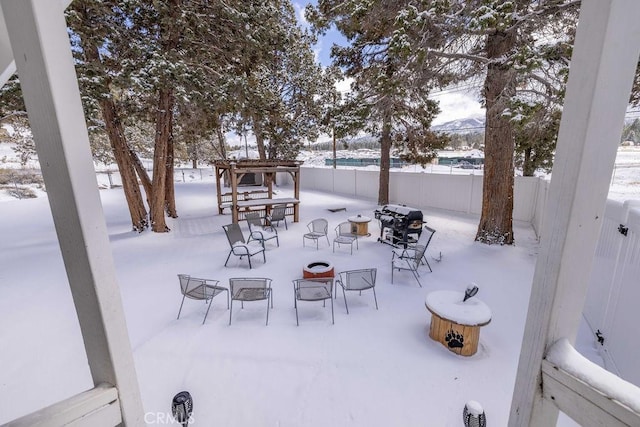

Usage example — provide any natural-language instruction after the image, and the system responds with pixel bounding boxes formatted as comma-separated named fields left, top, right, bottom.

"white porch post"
left=508, top=0, right=640, bottom=426
left=0, top=0, right=144, bottom=425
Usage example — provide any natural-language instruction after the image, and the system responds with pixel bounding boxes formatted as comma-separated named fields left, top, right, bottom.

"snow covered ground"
left=0, top=143, right=639, bottom=425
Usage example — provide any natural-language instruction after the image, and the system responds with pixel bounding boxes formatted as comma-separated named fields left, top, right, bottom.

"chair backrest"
left=270, top=205, right=286, bottom=221
left=336, top=221, right=353, bottom=236
left=245, top=212, right=263, bottom=228
left=229, top=277, right=271, bottom=300
left=223, top=223, right=246, bottom=246
left=419, top=226, right=436, bottom=249
left=308, top=218, right=328, bottom=234
left=340, top=268, right=376, bottom=291
left=178, top=274, right=207, bottom=300
left=293, top=277, right=333, bottom=301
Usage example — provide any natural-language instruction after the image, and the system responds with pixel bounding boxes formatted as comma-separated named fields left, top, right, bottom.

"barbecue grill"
left=374, top=204, right=424, bottom=247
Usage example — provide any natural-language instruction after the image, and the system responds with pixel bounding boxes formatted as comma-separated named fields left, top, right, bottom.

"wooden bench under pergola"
left=213, top=159, right=302, bottom=224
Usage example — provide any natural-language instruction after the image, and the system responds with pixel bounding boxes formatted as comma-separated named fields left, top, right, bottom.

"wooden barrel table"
left=425, top=290, right=491, bottom=357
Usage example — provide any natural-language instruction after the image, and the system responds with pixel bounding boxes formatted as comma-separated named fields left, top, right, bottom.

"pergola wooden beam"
left=213, top=160, right=302, bottom=223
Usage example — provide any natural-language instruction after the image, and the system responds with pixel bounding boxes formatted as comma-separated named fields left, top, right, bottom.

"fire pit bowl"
left=303, top=261, right=335, bottom=279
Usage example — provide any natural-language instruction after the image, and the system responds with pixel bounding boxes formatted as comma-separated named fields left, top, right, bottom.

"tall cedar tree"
left=306, top=0, right=447, bottom=205
left=66, top=1, right=150, bottom=232
left=391, top=0, right=581, bottom=244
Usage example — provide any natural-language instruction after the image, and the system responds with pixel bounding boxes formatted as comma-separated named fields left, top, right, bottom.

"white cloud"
left=431, top=91, right=484, bottom=125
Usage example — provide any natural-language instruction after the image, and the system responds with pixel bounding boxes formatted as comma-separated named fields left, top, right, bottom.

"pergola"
left=213, top=159, right=302, bottom=224
left=1, top=0, right=639, bottom=425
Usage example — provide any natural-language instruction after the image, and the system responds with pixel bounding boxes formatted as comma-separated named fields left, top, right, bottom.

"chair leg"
left=265, top=290, right=271, bottom=326
left=224, top=251, right=232, bottom=267
left=342, top=286, right=349, bottom=314
left=229, top=300, right=233, bottom=325
left=225, top=290, right=230, bottom=309
left=177, top=294, right=187, bottom=319
left=425, top=259, right=432, bottom=272
left=203, top=297, right=214, bottom=324
left=330, top=294, right=334, bottom=324
left=411, top=269, right=422, bottom=287
left=372, top=288, right=379, bottom=310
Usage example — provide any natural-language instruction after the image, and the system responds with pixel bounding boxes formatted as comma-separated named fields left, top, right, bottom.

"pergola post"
left=230, top=162, right=239, bottom=223
left=1, top=0, right=144, bottom=424
left=508, top=0, right=640, bottom=425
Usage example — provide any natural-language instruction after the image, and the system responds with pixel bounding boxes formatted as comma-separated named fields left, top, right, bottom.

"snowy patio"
left=0, top=179, right=599, bottom=426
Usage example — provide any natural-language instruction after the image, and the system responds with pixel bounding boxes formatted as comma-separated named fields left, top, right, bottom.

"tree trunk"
left=476, top=30, right=517, bottom=245
left=165, top=128, right=177, bottom=218
left=128, top=145, right=152, bottom=201
left=378, top=112, right=392, bottom=205
left=81, top=31, right=148, bottom=232
left=150, top=88, right=173, bottom=232
left=100, top=98, right=148, bottom=231
left=523, top=147, right=535, bottom=176
left=253, top=113, right=267, bottom=160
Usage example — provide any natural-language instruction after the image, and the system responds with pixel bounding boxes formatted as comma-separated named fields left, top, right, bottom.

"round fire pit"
left=303, top=261, right=335, bottom=279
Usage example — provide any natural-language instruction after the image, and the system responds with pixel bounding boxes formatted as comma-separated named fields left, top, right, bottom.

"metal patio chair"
left=245, top=211, right=279, bottom=247
left=228, top=277, right=273, bottom=325
left=335, top=268, right=378, bottom=313
left=407, top=225, right=436, bottom=271
left=223, top=223, right=266, bottom=269
left=303, top=218, right=329, bottom=249
left=292, top=277, right=334, bottom=325
left=333, top=221, right=358, bottom=254
left=177, top=274, right=229, bottom=324
left=391, top=242, right=430, bottom=287
left=266, top=204, right=288, bottom=230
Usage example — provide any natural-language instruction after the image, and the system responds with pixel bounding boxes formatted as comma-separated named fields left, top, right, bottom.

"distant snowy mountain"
left=431, top=117, right=485, bottom=134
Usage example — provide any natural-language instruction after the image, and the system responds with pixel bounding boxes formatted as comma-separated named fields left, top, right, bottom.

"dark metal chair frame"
left=223, top=223, right=266, bottom=269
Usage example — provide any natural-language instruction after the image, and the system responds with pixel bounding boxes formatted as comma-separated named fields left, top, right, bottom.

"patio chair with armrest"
left=408, top=226, right=436, bottom=270
left=223, top=223, right=266, bottom=269
left=292, top=277, right=334, bottom=325
left=303, top=218, right=329, bottom=249
left=245, top=211, right=279, bottom=247
left=177, top=274, right=229, bottom=324
left=391, top=242, right=430, bottom=287
left=228, top=277, right=273, bottom=325
left=266, top=204, right=288, bottom=230
left=335, top=268, right=378, bottom=314
left=333, top=221, right=358, bottom=254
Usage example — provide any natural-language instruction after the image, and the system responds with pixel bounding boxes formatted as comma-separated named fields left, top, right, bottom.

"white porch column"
left=509, top=0, right=640, bottom=426
left=0, top=0, right=144, bottom=425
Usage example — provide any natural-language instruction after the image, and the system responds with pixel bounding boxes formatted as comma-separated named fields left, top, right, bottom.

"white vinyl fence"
left=583, top=199, right=640, bottom=386
left=299, top=166, right=549, bottom=225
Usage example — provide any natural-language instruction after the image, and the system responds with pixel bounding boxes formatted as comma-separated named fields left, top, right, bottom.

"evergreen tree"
left=307, top=0, right=448, bottom=205
left=391, top=0, right=580, bottom=244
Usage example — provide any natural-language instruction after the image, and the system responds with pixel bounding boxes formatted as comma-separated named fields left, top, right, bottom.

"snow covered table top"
left=425, top=290, right=492, bottom=326
left=347, top=215, right=371, bottom=223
